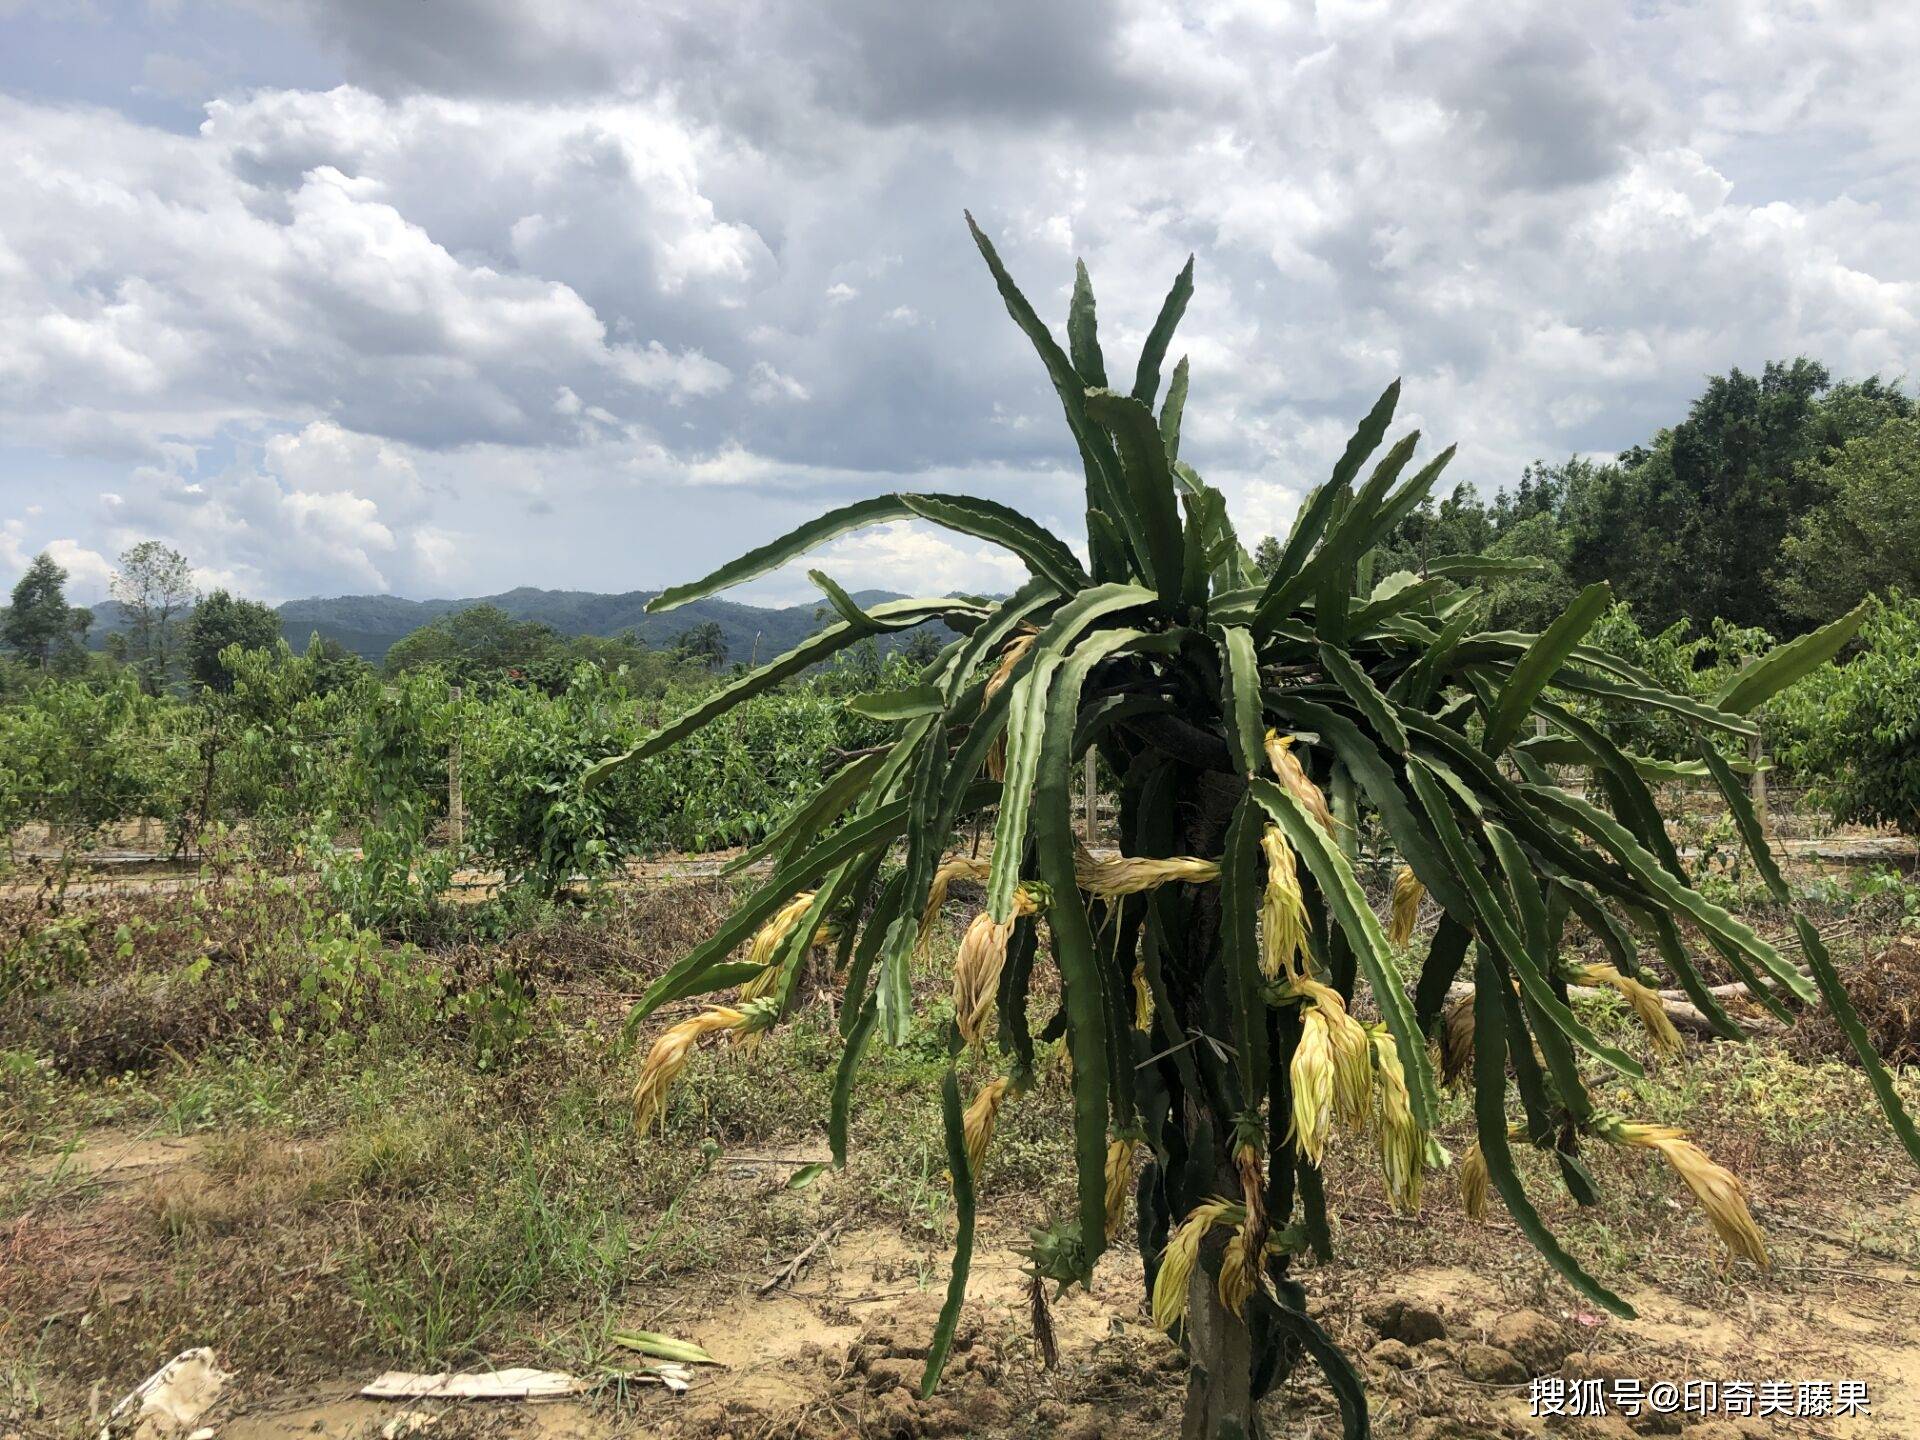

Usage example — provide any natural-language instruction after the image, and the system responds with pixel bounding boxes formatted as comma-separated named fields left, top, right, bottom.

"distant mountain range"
left=86, top=586, right=916, bottom=664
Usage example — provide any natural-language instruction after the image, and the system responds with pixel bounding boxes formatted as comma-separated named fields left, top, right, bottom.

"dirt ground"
left=6, top=1117, right=1918, bottom=1440
left=5, top=837, right=1920, bottom=1440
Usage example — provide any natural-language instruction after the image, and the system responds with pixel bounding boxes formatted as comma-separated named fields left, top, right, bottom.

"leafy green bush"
left=0, top=673, right=186, bottom=857
left=612, top=651, right=904, bottom=853
left=315, top=670, right=459, bottom=932
left=180, top=639, right=373, bottom=858
left=1787, top=591, right=1920, bottom=834
left=1576, top=605, right=1779, bottom=761
left=463, top=663, right=646, bottom=895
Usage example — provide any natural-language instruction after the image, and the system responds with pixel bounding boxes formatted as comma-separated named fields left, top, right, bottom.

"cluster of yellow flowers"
left=1151, top=1198, right=1243, bottom=1331
left=1150, top=1188, right=1309, bottom=1331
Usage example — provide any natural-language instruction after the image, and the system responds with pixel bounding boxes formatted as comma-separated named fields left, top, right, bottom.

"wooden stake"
left=448, top=684, right=464, bottom=852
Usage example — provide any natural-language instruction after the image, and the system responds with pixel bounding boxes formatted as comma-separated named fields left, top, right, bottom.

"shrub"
left=1789, top=591, right=1920, bottom=834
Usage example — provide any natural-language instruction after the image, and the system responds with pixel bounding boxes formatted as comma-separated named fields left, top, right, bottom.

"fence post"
left=448, top=685, right=464, bottom=852
left=1748, top=719, right=1768, bottom=836
left=1083, top=749, right=1098, bottom=844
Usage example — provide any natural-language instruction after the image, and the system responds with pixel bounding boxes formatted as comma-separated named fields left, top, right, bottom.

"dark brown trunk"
left=1171, top=770, right=1269, bottom=1440
left=1182, top=1236, right=1260, bottom=1440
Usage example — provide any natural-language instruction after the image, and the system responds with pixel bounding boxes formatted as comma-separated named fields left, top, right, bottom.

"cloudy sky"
left=2, top=1, right=1916, bottom=607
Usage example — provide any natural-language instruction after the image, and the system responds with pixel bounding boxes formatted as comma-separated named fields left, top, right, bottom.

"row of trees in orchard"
left=1235, top=361, right=1920, bottom=845
left=0, top=535, right=928, bottom=901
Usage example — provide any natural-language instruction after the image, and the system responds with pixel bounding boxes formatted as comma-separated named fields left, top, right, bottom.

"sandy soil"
left=9, top=1127, right=1919, bottom=1440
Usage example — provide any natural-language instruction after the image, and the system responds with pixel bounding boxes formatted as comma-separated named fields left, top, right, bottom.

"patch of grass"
left=325, top=1110, right=477, bottom=1200
left=0, top=1343, right=49, bottom=1435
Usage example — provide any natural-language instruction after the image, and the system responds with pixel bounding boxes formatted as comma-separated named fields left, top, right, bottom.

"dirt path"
left=8, top=830, right=1913, bottom=903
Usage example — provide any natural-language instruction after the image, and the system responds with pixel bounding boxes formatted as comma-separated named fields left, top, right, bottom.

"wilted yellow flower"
left=952, top=886, right=1045, bottom=1047
left=632, top=1002, right=775, bottom=1131
left=738, top=892, right=819, bottom=1002
left=1292, top=977, right=1372, bottom=1129
left=1370, top=1025, right=1424, bottom=1212
left=1388, top=866, right=1426, bottom=947
left=1600, top=1118, right=1768, bottom=1266
left=1436, top=994, right=1476, bottom=1086
left=1104, top=1138, right=1136, bottom=1241
left=1572, top=963, right=1684, bottom=1060
left=963, top=1075, right=1016, bottom=1175
left=952, top=912, right=1011, bottom=1048
left=1289, top=1007, right=1336, bottom=1165
left=1263, top=729, right=1335, bottom=836
left=1233, top=1138, right=1266, bottom=1231
left=1151, top=1197, right=1241, bottom=1332
left=1217, top=1221, right=1258, bottom=1317
left=1075, top=854, right=1221, bottom=898
left=747, top=892, right=818, bottom=971
left=1260, top=825, right=1308, bottom=979
left=917, top=856, right=994, bottom=958
left=984, top=632, right=1038, bottom=781
left=1459, top=1139, right=1489, bottom=1219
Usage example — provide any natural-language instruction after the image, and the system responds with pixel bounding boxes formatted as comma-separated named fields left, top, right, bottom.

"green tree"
left=302, top=633, right=373, bottom=695
left=1817, top=375, right=1915, bottom=444
left=596, top=227, right=1920, bottom=1437
left=522, top=629, right=690, bottom=696
left=184, top=589, right=284, bottom=692
left=1774, top=417, right=1920, bottom=625
left=1567, top=360, right=1843, bottom=634
left=384, top=605, right=560, bottom=682
left=1786, top=592, right=1920, bottom=835
left=1369, top=373, right=1910, bottom=642
left=1250, top=534, right=1281, bottom=574
left=3, top=553, right=90, bottom=669
left=1375, top=480, right=1495, bottom=574
left=1480, top=510, right=1577, bottom=631
left=672, top=619, right=728, bottom=668
left=111, top=541, right=198, bottom=694
left=900, top=627, right=946, bottom=667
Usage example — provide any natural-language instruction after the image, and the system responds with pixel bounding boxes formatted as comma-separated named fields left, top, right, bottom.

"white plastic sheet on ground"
left=359, top=1364, right=695, bottom=1400
left=99, top=1348, right=228, bottom=1440
left=360, top=1369, right=591, bottom=1400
